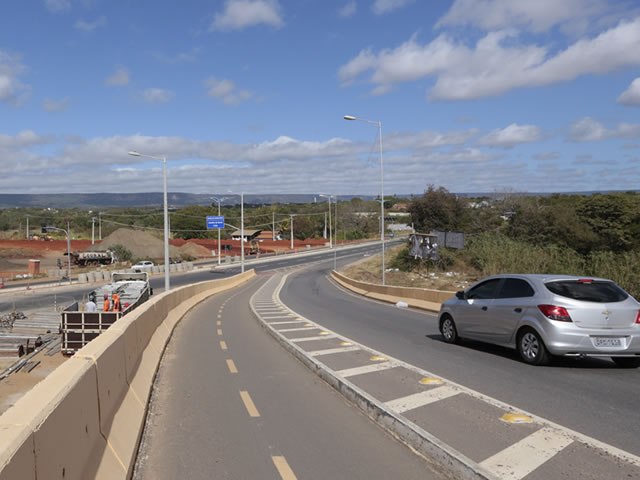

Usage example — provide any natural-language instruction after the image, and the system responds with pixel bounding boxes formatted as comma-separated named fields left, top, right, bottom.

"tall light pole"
left=128, top=150, right=171, bottom=291
left=344, top=114, right=386, bottom=285
left=228, top=191, right=245, bottom=273
left=43, top=224, right=72, bottom=283
left=211, top=196, right=228, bottom=266
left=320, top=194, right=333, bottom=248
left=289, top=214, right=295, bottom=250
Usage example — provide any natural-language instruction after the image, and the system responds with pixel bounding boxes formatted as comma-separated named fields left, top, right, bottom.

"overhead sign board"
left=206, top=216, right=225, bottom=229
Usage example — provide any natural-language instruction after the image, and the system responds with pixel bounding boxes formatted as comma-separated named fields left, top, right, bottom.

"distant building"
left=256, top=230, right=282, bottom=241
left=390, top=203, right=408, bottom=212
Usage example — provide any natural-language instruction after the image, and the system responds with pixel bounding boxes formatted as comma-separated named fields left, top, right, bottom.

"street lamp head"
left=343, top=115, right=357, bottom=121
left=127, top=151, right=141, bottom=157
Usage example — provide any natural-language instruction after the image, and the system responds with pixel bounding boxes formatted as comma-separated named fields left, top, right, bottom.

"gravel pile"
left=97, top=228, right=182, bottom=260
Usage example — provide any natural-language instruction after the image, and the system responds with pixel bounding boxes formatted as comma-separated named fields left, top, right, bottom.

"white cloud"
left=204, top=77, right=253, bottom=105
left=437, top=0, right=608, bottom=33
left=75, top=16, right=107, bottom=32
left=339, top=1, right=357, bottom=18
left=142, top=88, right=173, bottom=104
left=0, top=130, right=50, bottom=150
left=372, top=0, right=415, bottom=15
left=211, top=0, right=284, bottom=31
left=618, top=77, right=640, bottom=106
left=0, top=51, right=29, bottom=105
left=479, top=124, right=542, bottom=148
left=43, top=97, right=70, bottom=112
left=339, top=17, right=640, bottom=100
left=105, top=67, right=130, bottom=86
left=569, top=117, right=640, bottom=141
left=44, top=0, right=71, bottom=13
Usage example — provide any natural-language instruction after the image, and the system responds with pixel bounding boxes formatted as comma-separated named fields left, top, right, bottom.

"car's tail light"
left=635, top=311, right=640, bottom=324
left=538, top=304, right=572, bottom=322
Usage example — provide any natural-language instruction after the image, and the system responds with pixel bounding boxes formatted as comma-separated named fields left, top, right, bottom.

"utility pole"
left=91, top=217, right=96, bottom=245
left=290, top=215, right=295, bottom=250
left=324, top=212, right=327, bottom=239
left=98, top=212, right=102, bottom=240
left=272, top=212, right=275, bottom=240
left=26, top=215, right=29, bottom=239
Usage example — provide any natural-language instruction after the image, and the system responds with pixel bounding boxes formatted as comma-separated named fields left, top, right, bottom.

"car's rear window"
left=544, top=280, right=628, bottom=303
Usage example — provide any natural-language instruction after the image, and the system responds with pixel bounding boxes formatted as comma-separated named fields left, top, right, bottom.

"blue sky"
left=1, top=0, right=640, bottom=196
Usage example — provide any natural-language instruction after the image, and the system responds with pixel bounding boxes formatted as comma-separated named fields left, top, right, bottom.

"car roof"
left=480, top=273, right=612, bottom=283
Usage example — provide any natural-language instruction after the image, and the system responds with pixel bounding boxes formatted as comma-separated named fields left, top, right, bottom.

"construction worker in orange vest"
left=112, top=293, right=121, bottom=312
left=103, top=293, right=111, bottom=312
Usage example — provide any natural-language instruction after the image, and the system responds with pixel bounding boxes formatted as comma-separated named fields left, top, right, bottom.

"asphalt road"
left=279, top=259, right=640, bottom=457
left=133, top=275, right=445, bottom=480
left=0, top=243, right=381, bottom=315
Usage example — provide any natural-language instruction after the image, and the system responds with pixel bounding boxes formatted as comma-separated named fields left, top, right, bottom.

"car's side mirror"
left=455, top=290, right=466, bottom=300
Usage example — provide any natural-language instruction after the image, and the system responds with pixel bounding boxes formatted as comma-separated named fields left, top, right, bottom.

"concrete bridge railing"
left=0, top=270, right=255, bottom=480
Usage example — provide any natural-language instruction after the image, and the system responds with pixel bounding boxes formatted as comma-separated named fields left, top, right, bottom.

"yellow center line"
left=272, top=456, right=297, bottom=480
left=220, top=341, right=228, bottom=350
left=226, top=359, right=238, bottom=373
left=217, top=320, right=222, bottom=326
left=239, top=391, right=260, bottom=417
left=217, top=329, right=223, bottom=336
left=217, top=314, right=222, bottom=319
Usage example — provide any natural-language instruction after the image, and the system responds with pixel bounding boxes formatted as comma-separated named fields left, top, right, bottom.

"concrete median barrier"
left=331, top=270, right=454, bottom=312
left=0, top=269, right=256, bottom=479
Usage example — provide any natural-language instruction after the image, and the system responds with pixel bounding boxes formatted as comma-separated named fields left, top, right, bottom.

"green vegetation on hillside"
left=404, top=186, right=640, bottom=298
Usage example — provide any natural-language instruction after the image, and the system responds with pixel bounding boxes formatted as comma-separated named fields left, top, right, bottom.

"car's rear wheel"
left=440, top=315, right=459, bottom=344
left=517, top=328, right=549, bottom=366
left=612, top=357, right=640, bottom=368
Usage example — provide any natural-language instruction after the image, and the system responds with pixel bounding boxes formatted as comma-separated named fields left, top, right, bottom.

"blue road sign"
left=206, top=216, right=225, bottom=229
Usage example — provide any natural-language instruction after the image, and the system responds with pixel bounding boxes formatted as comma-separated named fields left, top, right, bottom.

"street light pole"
left=344, top=115, right=385, bottom=285
left=241, top=192, right=244, bottom=273
left=128, top=150, right=171, bottom=291
left=211, top=196, right=228, bottom=266
left=290, top=214, right=295, bottom=250
left=43, top=225, right=72, bottom=283
left=227, top=191, right=245, bottom=273
left=320, top=194, right=333, bottom=248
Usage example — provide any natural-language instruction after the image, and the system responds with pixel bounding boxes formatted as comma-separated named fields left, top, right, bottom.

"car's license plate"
left=593, top=337, right=623, bottom=348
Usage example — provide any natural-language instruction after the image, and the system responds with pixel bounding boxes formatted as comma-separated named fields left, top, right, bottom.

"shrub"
left=109, top=244, right=133, bottom=263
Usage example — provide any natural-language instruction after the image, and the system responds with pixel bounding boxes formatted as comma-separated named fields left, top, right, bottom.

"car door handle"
left=481, top=306, right=488, bottom=311
left=514, top=308, right=522, bottom=313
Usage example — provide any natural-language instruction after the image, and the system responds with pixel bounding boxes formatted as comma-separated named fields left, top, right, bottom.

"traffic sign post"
left=206, top=216, right=225, bottom=229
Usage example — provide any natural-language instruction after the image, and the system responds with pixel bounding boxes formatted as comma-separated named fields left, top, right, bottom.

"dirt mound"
left=98, top=228, right=181, bottom=260
left=178, top=242, right=212, bottom=258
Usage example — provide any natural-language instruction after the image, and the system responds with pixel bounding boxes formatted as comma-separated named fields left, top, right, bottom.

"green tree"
left=408, top=185, right=467, bottom=232
left=576, top=193, right=640, bottom=252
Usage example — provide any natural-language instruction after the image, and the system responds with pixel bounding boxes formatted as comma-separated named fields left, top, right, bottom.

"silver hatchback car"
left=438, top=274, right=640, bottom=367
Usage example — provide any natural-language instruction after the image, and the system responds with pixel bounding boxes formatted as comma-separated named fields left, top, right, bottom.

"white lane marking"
left=277, top=326, right=319, bottom=333
left=385, top=386, right=460, bottom=413
left=337, top=362, right=397, bottom=378
left=268, top=320, right=308, bottom=325
left=289, top=334, right=337, bottom=342
left=306, top=346, right=361, bottom=357
left=480, top=427, right=573, bottom=479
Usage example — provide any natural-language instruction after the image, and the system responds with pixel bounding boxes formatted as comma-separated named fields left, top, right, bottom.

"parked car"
left=438, top=274, right=640, bottom=367
left=131, top=260, right=154, bottom=272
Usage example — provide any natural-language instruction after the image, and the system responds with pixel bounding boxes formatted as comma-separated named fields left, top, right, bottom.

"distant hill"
left=0, top=193, right=378, bottom=209
left=0, top=190, right=628, bottom=209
